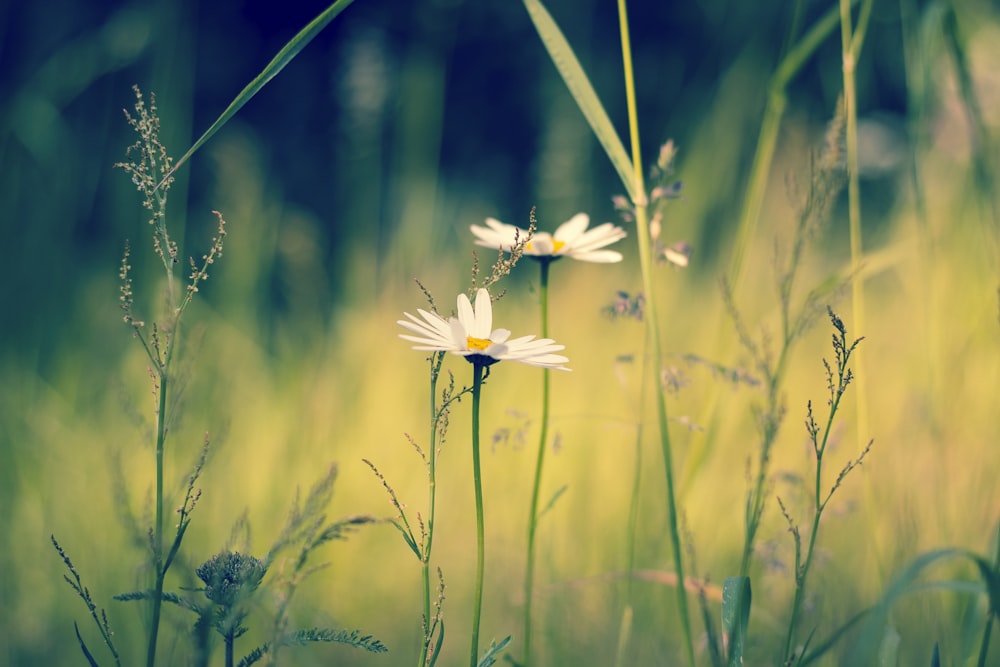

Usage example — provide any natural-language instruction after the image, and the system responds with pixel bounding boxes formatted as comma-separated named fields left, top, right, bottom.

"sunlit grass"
left=2, top=1, right=999, bottom=665
left=12, top=189, right=997, bottom=663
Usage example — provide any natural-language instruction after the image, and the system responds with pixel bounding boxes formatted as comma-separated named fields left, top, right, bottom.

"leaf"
left=389, top=518, right=422, bottom=559
left=722, top=576, right=751, bottom=667
left=428, top=619, right=444, bottom=667
left=162, top=0, right=358, bottom=184
left=477, top=635, right=512, bottom=667
left=521, top=0, right=638, bottom=202
left=537, top=484, right=568, bottom=520
left=74, top=621, right=101, bottom=667
left=282, top=627, right=388, bottom=653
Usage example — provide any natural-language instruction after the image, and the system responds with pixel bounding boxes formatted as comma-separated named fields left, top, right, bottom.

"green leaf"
left=162, top=0, right=357, bottom=184
left=521, top=0, right=638, bottom=202
left=722, top=577, right=751, bottom=667
left=389, top=518, right=422, bottom=559
left=537, top=484, right=568, bottom=520
left=73, top=622, right=101, bottom=667
left=477, top=635, right=512, bottom=667
left=428, top=619, right=444, bottom=667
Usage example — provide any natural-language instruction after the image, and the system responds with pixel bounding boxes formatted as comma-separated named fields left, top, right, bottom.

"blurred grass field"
left=2, top=0, right=999, bottom=665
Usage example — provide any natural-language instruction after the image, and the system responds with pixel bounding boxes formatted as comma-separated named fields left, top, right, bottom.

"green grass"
left=2, top=0, right=999, bottom=665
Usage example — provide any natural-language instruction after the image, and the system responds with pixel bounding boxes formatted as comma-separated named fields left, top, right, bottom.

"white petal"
left=456, top=292, right=476, bottom=335
left=397, top=310, right=454, bottom=347
left=471, top=219, right=520, bottom=250
left=491, top=328, right=512, bottom=344
left=570, top=222, right=627, bottom=251
left=448, top=317, right=468, bottom=349
left=471, top=288, right=492, bottom=338
left=553, top=213, right=590, bottom=241
left=484, top=342, right=508, bottom=358
left=567, top=249, right=624, bottom=263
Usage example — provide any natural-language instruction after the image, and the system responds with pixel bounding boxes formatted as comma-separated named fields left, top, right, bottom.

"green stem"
left=225, top=630, right=235, bottom=667
left=841, top=0, right=872, bottom=478
left=146, top=366, right=168, bottom=667
left=522, top=260, right=552, bottom=666
left=682, top=0, right=849, bottom=503
left=419, top=352, right=445, bottom=667
left=783, top=332, right=854, bottom=662
left=470, top=363, right=486, bottom=667
left=613, top=331, right=647, bottom=667
left=728, top=1, right=845, bottom=288
left=617, top=1, right=694, bottom=663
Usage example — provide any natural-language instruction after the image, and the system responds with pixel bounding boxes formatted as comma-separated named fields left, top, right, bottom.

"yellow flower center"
left=467, top=336, right=492, bottom=351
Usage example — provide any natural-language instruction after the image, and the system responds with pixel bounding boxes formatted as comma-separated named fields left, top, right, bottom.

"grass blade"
left=162, top=0, right=357, bottom=184
left=722, top=576, right=751, bottom=667
left=521, top=0, right=638, bottom=202
left=74, top=622, right=101, bottom=667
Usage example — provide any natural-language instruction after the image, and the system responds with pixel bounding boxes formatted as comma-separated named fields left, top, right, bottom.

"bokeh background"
left=2, top=0, right=999, bottom=664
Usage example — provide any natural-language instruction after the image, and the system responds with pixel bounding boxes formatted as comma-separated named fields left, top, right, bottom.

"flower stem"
left=224, top=629, right=235, bottom=667
left=470, top=362, right=486, bottom=667
left=522, top=260, right=552, bottom=665
left=617, top=0, right=694, bottom=663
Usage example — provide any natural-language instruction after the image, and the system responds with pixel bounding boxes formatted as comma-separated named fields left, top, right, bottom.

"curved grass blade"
left=521, top=0, right=638, bottom=202
left=160, top=0, right=357, bottom=186
left=74, top=622, right=101, bottom=667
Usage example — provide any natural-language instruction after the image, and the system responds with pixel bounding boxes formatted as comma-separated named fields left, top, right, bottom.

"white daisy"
left=470, top=213, right=626, bottom=263
left=398, top=288, right=570, bottom=370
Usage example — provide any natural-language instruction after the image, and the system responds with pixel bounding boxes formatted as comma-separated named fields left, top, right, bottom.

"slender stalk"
left=146, top=366, right=168, bottom=667
left=522, top=260, right=552, bottom=666
left=682, top=0, right=849, bottom=518
left=840, top=0, right=872, bottom=473
left=419, top=352, right=445, bottom=667
left=782, top=316, right=864, bottom=663
left=225, top=630, right=235, bottom=667
left=613, top=328, right=649, bottom=667
left=617, top=1, right=694, bottom=663
left=469, top=362, right=486, bottom=667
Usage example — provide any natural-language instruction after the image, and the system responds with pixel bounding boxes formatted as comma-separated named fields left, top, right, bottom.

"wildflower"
left=196, top=551, right=267, bottom=608
left=471, top=213, right=626, bottom=263
left=398, top=288, right=570, bottom=370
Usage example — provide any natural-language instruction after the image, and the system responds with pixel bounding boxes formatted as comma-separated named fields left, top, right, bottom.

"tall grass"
left=2, top=0, right=999, bottom=665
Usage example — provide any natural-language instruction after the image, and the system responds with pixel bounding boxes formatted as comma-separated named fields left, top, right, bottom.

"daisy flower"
left=470, top=213, right=626, bottom=263
left=398, top=288, right=570, bottom=370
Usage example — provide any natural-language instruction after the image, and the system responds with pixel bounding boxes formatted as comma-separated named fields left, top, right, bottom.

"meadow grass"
left=2, top=0, right=1000, bottom=666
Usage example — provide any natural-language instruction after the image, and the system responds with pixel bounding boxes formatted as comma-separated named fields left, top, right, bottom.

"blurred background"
left=1, top=0, right=998, bottom=664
